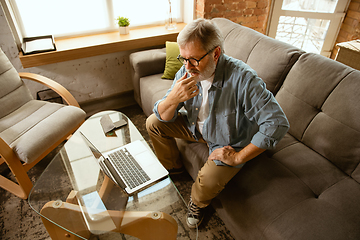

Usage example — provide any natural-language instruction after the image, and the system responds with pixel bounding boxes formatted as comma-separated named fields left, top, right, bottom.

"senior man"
left=146, top=18, right=289, bottom=228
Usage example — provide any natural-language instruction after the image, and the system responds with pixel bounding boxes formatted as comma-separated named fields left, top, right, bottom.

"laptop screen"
left=80, top=131, right=103, bottom=160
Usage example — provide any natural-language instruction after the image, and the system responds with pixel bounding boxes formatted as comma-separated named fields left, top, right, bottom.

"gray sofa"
left=130, top=18, right=360, bottom=240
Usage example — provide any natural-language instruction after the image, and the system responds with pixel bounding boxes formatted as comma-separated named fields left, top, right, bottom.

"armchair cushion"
left=0, top=50, right=33, bottom=119
left=0, top=100, right=85, bottom=164
left=161, top=41, right=182, bottom=80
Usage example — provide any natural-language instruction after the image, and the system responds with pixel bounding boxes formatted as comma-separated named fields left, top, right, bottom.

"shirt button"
left=199, top=93, right=202, bottom=96
left=195, top=108, right=198, bottom=111
left=192, top=122, right=195, bottom=125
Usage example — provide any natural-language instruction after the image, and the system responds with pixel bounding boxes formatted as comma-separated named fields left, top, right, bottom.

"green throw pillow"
left=162, top=41, right=183, bottom=80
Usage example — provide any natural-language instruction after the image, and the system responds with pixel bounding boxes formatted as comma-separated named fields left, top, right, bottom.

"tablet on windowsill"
left=21, top=35, right=56, bottom=55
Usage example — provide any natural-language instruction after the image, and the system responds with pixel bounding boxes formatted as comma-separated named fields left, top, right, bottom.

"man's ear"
left=214, top=46, right=221, bottom=62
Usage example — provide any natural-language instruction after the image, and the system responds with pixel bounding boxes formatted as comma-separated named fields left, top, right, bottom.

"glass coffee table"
left=28, top=111, right=187, bottom=240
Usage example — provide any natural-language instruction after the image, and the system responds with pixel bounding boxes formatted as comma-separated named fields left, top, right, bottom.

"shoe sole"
left=186, top=215, right=204, bottom=229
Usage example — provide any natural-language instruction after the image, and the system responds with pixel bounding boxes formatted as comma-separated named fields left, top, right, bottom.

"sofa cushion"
left=270, top=135, right=346, bottom=196
left=129, top=48, right=166, bottom=106
left=246, top=37, right=304, bottom=95
left=275, top=53, right=360, bottom=176
left=213, top=151, right=360, bottom=240
left=211, top=18, right=304, bottom=95
left=262, top=181, right=360, bottom=240
left=209, top=17, right=239, bottom=40
left=162, top=41, right=183, bottom=80
left=213, top=18, right=264, bottom=63
left=140, top=73, right=173, bottom=116
left=213, top=153, right=321, bottom=240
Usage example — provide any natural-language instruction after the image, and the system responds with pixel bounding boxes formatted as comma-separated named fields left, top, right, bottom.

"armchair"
left=0, top=48, right=86, bottom=199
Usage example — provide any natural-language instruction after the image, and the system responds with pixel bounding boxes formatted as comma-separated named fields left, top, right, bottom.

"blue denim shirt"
left=154, top=54, right=289, bottom=167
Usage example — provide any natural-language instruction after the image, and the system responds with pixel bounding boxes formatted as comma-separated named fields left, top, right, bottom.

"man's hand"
left=158, top=73, right=199, bottom=121
left=208, top=143, right=266, bottom=167
left=167, top=73, right=199, bottom=104
left=208, top=146, right=238, bottom=166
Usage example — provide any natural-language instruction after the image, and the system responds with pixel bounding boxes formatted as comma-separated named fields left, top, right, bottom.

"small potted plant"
left=116, top=17, right=130, bottom=35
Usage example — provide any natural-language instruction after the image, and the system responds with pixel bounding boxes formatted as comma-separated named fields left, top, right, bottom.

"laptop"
left=79, top=131, right=168, bottom=195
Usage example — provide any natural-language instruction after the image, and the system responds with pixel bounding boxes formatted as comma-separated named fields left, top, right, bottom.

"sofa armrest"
left=130, top=48, right=166, bottom=78
left=129, top=48, right=166, bottom=106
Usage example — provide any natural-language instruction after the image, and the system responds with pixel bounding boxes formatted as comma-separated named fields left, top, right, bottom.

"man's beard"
left=186, top=58, right=217, bottom=82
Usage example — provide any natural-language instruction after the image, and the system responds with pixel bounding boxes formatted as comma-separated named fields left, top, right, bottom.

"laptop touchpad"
left=135, top=152, right=153, bottom=167
left=126, top=141, right=147, bottom=154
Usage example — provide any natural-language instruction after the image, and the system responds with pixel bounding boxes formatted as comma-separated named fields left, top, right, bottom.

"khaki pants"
left=146, top=113, right=241, bottom=208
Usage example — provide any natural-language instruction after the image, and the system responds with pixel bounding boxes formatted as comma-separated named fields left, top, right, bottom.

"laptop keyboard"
left=108, top=148, right=150, bottom=189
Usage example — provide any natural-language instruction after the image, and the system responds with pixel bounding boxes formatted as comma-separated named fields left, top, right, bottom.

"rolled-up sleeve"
left=244, top=76, right=290, bottom=150
left=251, top=125, right=289, bottom=149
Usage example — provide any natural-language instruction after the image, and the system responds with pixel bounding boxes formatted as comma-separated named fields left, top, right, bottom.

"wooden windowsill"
left=19, top=23, right=186, bottom=68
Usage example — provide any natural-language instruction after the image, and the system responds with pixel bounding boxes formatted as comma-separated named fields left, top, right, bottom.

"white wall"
left=0, top=5, right=134, bottom=105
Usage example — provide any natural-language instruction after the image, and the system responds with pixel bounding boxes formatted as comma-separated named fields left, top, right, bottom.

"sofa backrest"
left=212, top=18, right=304, bottom=95
left=0, top=48, right=33, bottom=119
left=275, top=53, right=360, bottom=179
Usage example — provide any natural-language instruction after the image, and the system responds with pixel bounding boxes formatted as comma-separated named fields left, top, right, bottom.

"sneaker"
left=168, top=166, right=185, bottom=175
left=186, top=197, right=205, bottom=228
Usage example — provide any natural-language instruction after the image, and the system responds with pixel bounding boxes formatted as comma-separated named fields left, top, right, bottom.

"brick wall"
left=196, top=0, right=271, bottom=34
left=331, top=0, right=360, bottom=59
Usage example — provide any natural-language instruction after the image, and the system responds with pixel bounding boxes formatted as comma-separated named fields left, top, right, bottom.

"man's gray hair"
left=177, top=18, right=224, bottom=53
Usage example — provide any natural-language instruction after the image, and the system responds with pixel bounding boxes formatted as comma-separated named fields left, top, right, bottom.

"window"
left=267, top=0, right=350, bottom=56
left=5, top=0, right=182, bottom=38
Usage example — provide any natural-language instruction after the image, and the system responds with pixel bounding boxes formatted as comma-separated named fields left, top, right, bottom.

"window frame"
left=1, top=0, right=192, bottom=50
left=267, top=0, right=351, bottom=57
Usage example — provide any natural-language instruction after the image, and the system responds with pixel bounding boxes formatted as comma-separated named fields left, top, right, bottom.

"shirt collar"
left=212, top=54, right=226, bottom=89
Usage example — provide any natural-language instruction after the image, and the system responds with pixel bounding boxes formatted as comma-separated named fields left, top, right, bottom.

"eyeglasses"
left=177, top=47, right=216, bottom=67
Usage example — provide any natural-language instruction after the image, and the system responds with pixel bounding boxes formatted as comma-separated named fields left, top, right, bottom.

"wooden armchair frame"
left=0, top=73, right=84, bottom=199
